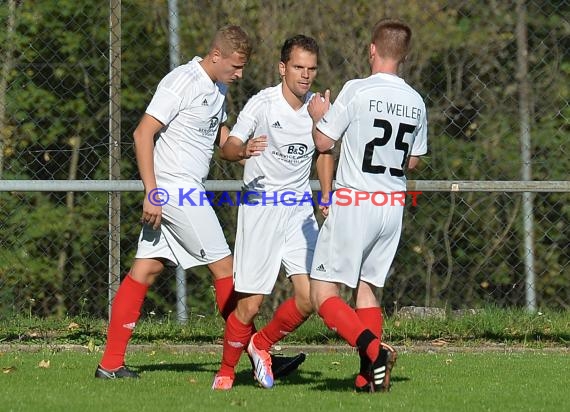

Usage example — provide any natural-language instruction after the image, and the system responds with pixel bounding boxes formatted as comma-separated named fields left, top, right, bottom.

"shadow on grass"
left=308, top=374, right=410, bottom=392
left=233, top=367, right=324, bottom=387
left=136, top=361, right=218, bottom=374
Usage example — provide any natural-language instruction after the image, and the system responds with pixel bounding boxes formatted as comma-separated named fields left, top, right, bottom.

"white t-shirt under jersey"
left=146, top=57, right=228, bottom=189
left=230, top=83, right=315, bottom=202
left=317, top=72, right=427, bottom=193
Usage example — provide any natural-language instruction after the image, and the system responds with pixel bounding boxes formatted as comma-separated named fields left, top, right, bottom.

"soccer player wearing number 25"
left=211, top=35, right=334, bottom=390
left=307, top=19, right=428, bottom=392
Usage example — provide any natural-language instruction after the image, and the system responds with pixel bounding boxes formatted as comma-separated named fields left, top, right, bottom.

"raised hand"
left=308, top=89, right=331, bottom=122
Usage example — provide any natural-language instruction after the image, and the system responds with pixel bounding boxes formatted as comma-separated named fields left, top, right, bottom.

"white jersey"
left=230, top=84, right=315, bottom=202
left=146, top=57, right=228, bottom=189
left=317, top=72, right=427, bottom=193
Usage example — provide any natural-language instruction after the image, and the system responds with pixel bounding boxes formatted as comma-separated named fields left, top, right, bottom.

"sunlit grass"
left=0, top=349, right=568, bottom=411
left=1, top=307, right=569, bottom=347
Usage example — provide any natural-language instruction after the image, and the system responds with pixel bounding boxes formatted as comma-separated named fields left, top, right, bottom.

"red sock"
left=100, top=274, right=148, bottom=370
left=355, top=307, right=383, bottom=339
left=355, top=307, right=383, bottom=386
left=218, top=312, right=253, bottom=378
left=254, top=298, right=306, bottom=351
left=318, top=297, right=379, bottom=362
left=214, top=276, right=237, bottom=320
left=318, top=296, right=366, bottom=347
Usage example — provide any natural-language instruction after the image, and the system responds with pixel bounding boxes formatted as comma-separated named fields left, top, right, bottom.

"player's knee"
left=235, top=298, right=261, bottom=323
left=310, top=289, right=322, bottom=312
left=208, top=255, right=233, bottom=280
left=291, top=274, right=311, bottom=314
left=130, top=259, right=164, bottom=285
left=310, top=287, right=335, bottom=313
left=295, top=294, right=313, bottom=316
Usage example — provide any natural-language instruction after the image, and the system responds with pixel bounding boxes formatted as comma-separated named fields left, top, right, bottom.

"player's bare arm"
left=217, top=127, right=247, bottom=167
left=312, top=128, right=336, bottom=153
left=315, top=150, right=334, bottom=217
left=133, top=113, right=163, bottom=229
left=215, top=125, right=230, bottom=148
left=407, top=155, right=421, bottom=171
left=220, top=135, right=268, bottom=161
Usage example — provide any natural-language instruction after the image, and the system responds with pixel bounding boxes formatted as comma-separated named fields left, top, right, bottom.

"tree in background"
left=0, top=0, right=568, bottom=317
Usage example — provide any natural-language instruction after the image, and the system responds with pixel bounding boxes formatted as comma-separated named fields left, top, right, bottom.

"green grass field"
left=1, top=348, right=568, bottom=412
left=1, top=309, right=569, bottom=411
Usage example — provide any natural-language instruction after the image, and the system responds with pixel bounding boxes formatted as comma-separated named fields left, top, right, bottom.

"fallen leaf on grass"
left=38, top=360, right=51, bottom=368
left=445, top=359, right=453, bottom=365
left=2, top=366, right=16, bottom=374
left=188, top=378, right=197, bottom=384
left=331, top=361, right=340, bottom=366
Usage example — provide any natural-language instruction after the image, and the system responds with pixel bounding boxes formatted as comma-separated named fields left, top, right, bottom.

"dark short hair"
left=280, top=34, right=319, bottom=63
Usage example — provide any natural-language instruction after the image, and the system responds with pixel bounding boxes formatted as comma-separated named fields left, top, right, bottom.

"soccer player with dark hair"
left=211, top=34, right=334, bottom=390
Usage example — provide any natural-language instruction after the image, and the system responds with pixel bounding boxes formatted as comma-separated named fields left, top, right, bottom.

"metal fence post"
left=167, top=0, right=188, bottom=324
left=108, top=0, right=122, bottom=317
left=516, top=0, right=537, bottom=312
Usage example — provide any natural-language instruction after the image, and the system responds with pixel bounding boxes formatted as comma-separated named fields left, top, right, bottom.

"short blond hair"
left=371, top=19, right=412, bottom=62
left=211, top=25, right=252, bottom=59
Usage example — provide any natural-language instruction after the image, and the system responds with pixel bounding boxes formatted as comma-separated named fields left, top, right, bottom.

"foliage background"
left=0, top=0, right=568, bottom=318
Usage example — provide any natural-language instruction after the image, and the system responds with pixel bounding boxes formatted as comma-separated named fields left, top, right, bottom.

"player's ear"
left=212, top=48, right=222, bottom=63
left=369, top=43, right=376, bottom=61
left=278, top=61, right=286, bottom=77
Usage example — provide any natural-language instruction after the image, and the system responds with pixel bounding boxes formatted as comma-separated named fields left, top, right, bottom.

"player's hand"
left=308, top=89, right=330, bottom=122
left=319, top=191, right=331, bottom=218
left=244, top=135, right=268, bottom=158
left=141, top=193, right=162, bottom=230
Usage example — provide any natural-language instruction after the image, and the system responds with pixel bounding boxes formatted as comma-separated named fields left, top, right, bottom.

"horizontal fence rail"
left=1, top=181, right=568, bottom=318
left=1, top=180, right=569, bottom=192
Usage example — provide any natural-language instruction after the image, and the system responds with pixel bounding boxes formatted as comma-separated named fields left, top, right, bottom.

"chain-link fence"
left=1, top=1, right=568, bottom=320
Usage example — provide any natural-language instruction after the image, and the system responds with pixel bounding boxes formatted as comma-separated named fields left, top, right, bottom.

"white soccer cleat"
left=247, top=333, right=274, bottom=388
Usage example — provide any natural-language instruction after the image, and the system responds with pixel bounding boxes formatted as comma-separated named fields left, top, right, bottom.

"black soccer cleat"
left=247, top=352, right=306, bottom=380
left=369, top=343, right=398, bottom=392
left=95, top=365, right=140, bottom=380
left=271, top=353, right=306, bottom=379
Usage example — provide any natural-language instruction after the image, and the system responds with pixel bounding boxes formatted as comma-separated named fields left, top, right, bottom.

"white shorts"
left=233, top=203, right=319, bottom=294
left=310, top=189, right=404, bottom=288
left=135, top=189, right=231, bottom=269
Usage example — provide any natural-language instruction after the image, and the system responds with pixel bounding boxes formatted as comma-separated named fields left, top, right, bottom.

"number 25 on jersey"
left=362, top=119, right=416, bottom=177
